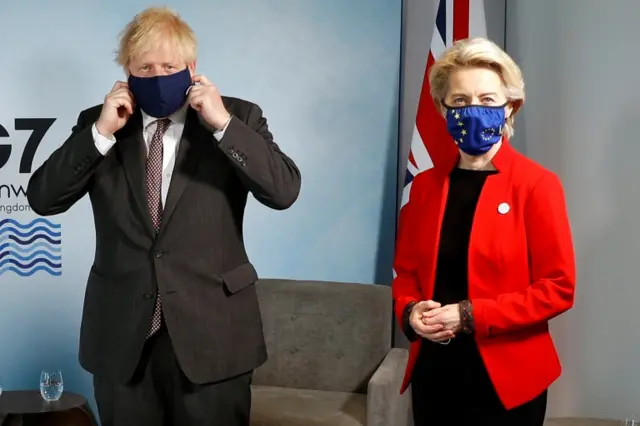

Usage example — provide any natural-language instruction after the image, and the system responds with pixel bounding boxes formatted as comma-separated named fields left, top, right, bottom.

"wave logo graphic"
left=0, top=218, right=61, bottom=277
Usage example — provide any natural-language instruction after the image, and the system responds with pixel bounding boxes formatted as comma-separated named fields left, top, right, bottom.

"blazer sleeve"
left=26, top=111, right=103, bottom=216
left=472, top=172, right=576, bottom=338
left=216, top=104, right=301, bottom=210
left=392, top=177, right=424, bottom=331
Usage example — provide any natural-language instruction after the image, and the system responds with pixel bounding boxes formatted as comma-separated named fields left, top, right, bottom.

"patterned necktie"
left=146, top=118, right=170, bottom=337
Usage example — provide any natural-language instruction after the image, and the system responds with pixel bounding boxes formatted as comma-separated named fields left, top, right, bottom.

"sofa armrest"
left=367, top=348, right=413, bottom=426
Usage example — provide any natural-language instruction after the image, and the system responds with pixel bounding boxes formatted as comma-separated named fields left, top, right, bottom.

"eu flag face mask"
left=128, top=68, right=192, bottom=118
left=444, top=104, right=507, bottom=156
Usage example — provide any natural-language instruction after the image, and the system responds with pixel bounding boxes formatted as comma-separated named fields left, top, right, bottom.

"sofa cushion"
left=251, top=385, right=366, bottom=426
left=254, top=279, right=392, bottom=393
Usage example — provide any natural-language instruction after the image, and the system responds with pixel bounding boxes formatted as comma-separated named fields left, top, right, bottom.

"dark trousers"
left=412, top=382, right=547, bottom=426
left=411, top=336, right=547, bottom=426
left=93, top=324, right=252, bottom=426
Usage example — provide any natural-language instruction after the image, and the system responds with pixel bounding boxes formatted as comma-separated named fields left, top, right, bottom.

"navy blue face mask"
left=128, top=68, right=192, bottom=118
left=444, top=103, right=507, bottom=156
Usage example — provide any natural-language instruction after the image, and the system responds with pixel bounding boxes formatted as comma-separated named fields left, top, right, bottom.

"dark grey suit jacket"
left=26, top=96, right=301, bottom=385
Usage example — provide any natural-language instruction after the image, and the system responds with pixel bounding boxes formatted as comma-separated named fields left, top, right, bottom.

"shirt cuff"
left=213, top=115, right=232, bottom=143
left=92, top=124, right=117, bottom=155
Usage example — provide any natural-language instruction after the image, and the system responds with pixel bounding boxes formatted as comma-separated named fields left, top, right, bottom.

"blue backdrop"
left=0, top=0, right=401, bottom=415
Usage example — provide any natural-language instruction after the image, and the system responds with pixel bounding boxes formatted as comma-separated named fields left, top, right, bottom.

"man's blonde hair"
left=116, top=7, right=197, bottom=69
left=428, top=37, right=525, bottom=139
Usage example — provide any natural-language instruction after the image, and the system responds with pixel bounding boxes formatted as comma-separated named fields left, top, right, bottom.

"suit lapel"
left=158, top=108, right=202, bottom=235
left=118, top=111, right=156, bottom=237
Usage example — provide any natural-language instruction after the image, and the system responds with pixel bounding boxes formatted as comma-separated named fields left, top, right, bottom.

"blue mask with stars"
left=445, top=104, right=507, bottom=156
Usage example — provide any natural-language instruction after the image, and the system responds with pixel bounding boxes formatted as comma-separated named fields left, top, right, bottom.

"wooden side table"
left=0, top=390, right=98, bottom=426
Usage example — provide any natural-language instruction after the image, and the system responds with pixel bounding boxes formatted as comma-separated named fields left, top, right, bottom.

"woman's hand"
left=421, top=303, right=462, bottom=334
left=409, top=301, right=456, bottom=342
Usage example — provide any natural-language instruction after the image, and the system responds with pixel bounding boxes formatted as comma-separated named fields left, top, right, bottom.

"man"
left=26, top=7, right=301, bottom=426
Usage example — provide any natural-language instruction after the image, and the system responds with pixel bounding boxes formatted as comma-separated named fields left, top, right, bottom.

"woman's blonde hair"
left=116, top=7, right=197, bottom=69
left=428, top=37, right=525, bottom=139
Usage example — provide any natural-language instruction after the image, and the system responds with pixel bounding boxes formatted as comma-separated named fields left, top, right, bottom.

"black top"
left=410, top=167, right=497, bottom=387
left=432, top=167, right=496, bottom=305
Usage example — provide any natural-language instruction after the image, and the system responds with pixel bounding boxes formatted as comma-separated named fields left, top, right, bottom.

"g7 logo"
left=0, top=118, right=56, bottom=174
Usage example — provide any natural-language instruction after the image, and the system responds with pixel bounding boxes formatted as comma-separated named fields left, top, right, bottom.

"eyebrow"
left=449, top=92, right=499, bottom=98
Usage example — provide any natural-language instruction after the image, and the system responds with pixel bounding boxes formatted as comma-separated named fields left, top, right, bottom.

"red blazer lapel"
left=416, top=170, right=449, bottom=301
left=468, top=171, right=514, bottom=298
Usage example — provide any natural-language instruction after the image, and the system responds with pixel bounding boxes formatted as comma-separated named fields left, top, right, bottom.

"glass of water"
left=40, top=370, right=63, bottom=402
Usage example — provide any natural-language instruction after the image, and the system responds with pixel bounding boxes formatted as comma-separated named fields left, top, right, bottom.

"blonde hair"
left=116, top=7, right=197, bottom=68
left=429, top=37, right=525, bottom=139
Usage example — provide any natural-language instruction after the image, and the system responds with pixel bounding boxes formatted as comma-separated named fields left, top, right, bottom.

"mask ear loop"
left=185, top=79, right=201, bottom=96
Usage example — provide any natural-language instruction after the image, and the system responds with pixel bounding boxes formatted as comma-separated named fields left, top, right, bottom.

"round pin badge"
left=498, top=202, right=510, bottom=214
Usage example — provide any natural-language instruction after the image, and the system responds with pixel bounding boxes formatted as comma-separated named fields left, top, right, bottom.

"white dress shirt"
left=92, top=107, right=230, bottom=206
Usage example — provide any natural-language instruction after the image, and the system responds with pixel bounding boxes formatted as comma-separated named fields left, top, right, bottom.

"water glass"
left=623, top=416, right=640, bottom=426
left=40, top=370, right=63, bottom=402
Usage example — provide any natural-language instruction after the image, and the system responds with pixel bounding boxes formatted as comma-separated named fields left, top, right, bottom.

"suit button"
left=143, top=292, right=154, bottom=299
left=154, top=249, right=163, bottom=258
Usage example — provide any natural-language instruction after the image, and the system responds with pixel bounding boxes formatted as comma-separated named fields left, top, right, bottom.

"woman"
left=392, top=37, right=576, bottom=425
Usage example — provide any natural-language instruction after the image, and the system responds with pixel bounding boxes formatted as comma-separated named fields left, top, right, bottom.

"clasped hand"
left=409, top=301, right=461, bottom=343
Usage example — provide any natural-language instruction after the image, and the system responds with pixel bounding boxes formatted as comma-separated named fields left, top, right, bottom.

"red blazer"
left=392, top=142, right=576, bottom=409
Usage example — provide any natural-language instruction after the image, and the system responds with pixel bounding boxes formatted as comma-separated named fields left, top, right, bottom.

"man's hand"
left=188, top=75, right=231, bottom=130
left=96, top=81, right=135, bottom=138
left=421, top=303, right=462, bottom=334
left=409, top=301, right=456, bottom=343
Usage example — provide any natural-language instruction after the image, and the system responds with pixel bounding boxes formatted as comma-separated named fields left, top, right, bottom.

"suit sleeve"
left=472, top=173, right=576, bottom=339
left=217, top=104, right=301, bottom=210
left=392, top=178, right=424, bottom=339
left=27, top=111, right=103, bottom=216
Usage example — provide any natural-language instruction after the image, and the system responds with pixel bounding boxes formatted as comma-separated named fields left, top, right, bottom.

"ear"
left=505, top=100, right=523, bottom=119
left=504, top=103, right=513, bottom=119
left=437, top=100, right=447, bottom=118
left=188, top=60, right=197, bottom=77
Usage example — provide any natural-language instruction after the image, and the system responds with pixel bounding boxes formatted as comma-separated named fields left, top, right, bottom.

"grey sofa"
left=250, top=279, right=412, bottom=426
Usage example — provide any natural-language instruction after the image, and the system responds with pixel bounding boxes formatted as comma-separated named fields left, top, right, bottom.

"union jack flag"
left=400, top=0, right=487, bottom=209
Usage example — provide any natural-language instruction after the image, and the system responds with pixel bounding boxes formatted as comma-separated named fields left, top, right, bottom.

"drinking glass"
left=622, top=415, right=640, bottom=426
left=0, top=374, right=3, bottom=397
left=40, top=370, right=63, bottom=402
